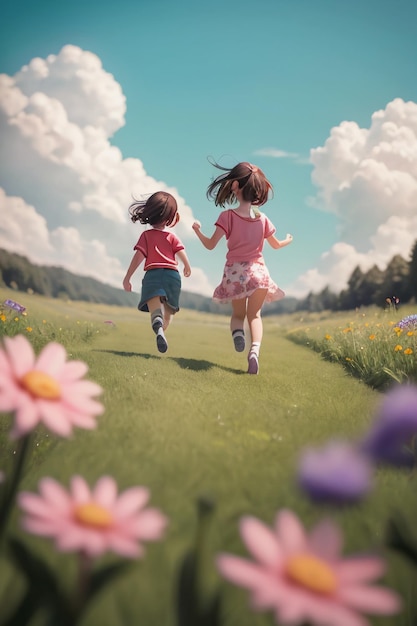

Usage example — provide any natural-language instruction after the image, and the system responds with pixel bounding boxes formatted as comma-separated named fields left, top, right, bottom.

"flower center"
left=74, top=502, right=113, bottom=529
left=20, top=370, right=61, bottom=400
left=285, top=554, right=337, bottom=595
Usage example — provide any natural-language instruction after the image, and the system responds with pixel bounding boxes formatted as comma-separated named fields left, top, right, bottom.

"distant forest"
left=0, top=243, right=416, bottom=315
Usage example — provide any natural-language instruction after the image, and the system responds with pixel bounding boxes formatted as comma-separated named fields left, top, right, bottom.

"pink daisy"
left=217, top=510, right=401, bottom=626
left=0, top=335, right=104, bottom=438
left=18, top=475, right=168, bottom=558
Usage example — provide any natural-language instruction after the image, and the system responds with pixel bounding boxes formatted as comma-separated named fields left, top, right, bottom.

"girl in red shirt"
left=193, top=161, right=293, bottom=374
left=123, top=191, right=191, bottom=353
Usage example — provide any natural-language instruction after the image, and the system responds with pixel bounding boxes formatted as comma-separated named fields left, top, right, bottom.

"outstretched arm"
left=176, top=249, right=191, bottom=277
left=123, top=249, right=145, bottom=291
left=192, top=222, right=224, bottom=250
left=267, top=233, right=293, bottom=250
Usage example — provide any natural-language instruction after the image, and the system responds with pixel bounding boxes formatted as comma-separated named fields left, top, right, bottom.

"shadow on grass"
left=96, top=350, right=244, bottom=374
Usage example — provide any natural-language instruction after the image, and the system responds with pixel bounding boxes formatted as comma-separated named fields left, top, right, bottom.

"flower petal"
left=36, top=342, right=67, bottom=375
left=217, top=554, right=274, bottom=591
left=274, top=509, right=307, bottom=555
left=336, top=557, right=386, bottom=583
left=93, top=476, right=118, bottom=507
left=338, top=585, right=402, bottom=614
left=4, top=335, right=35, bottom=378
left=60, top=360, right=88, bottom=381
left=308, top=518, right=343, bottom=561
left=114, top=487, right=150, bottom=518
left=240, top=516, right=283, bottom=568
left=38, top=400, right=73, bottom=437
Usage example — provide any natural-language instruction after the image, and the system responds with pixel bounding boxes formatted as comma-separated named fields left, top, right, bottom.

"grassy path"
left=1, top=296, right=415, bottom=626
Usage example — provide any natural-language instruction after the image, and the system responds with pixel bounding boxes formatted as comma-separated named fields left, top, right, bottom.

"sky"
left=0, top=0, right=416, bottom=300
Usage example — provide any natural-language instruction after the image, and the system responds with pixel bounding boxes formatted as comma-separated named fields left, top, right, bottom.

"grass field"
left=1, top=287, right=417, bottom=626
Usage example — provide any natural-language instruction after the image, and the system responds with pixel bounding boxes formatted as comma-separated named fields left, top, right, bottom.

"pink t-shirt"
left=215, top=210, right=276, bottom=263
left=134, top=229, right=185, bottom=271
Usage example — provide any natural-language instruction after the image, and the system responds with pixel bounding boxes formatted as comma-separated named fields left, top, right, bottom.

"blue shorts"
left=138, top=269, right=182, bottom=313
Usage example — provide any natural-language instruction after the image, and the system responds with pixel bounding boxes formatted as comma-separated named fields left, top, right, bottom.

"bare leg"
left=230, top=298, right=247, bottom=332
left=147, top=297, right=168, bottom=353
left=246, top=289, right=268, bottom=374
left=162, top=303, right=174, bottom=331
left=246, top=288, right=268, bottom=344
left=230, top=298, right=247, bottom=351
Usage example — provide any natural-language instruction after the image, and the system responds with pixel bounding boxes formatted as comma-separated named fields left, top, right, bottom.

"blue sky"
left=1, top=0, right=416, bottom=299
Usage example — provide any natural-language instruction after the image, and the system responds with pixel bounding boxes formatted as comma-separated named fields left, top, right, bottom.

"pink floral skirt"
left=213, top=261, right=285, bottom=304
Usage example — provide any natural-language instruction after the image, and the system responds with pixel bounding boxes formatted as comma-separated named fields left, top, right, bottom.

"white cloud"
left=293, top=98, right=417, bottom=296
left=254, top=147, right=299, bottom=159
left=0, top=45, right=209, bottom=295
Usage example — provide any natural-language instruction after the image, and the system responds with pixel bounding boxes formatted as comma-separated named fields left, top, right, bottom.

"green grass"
left=1, top=287, right=417, bottom=626
left=285, top=305, right=417, bottom=390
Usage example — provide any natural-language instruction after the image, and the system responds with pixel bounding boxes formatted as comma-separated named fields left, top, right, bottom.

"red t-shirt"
left=134, top=229, right=185, bottom=271
left=215, top=210, right=276, bottom=263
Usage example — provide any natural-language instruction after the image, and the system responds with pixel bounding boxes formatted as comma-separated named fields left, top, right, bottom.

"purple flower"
left=361, top=385, right=417, bottom=467
left=297, top=440, right=374, bottom=504
left=396, top=314, right=417, bottom=330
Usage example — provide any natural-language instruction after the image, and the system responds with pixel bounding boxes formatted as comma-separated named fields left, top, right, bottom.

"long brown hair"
left=128, top=191, right=179, bottom=227
left=206, top=161, right=273, bottom=207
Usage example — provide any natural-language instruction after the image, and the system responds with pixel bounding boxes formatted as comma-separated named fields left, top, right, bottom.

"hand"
left=192, top=221, right=201, bottom=232
left=183, top=266, right=191, bottom=278
left=123, top=278, right=132, bottom=292
left=286, top=233, right=293, bottom=242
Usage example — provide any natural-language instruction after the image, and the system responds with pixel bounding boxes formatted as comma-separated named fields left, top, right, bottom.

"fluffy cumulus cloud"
left=0, top=45, right=208, bottom=293
left=292, top=98, right=417, bottom=295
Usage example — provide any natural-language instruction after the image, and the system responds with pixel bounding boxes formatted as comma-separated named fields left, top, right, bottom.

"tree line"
left=0, top=242, right=416, bottom=315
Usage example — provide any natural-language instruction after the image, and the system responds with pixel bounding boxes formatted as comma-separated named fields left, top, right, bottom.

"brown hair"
left=206, top=161, right=273, bottom=208
left=129, top=191, right=179, bottom=227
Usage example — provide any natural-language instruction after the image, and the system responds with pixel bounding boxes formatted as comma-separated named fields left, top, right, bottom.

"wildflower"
left=368, top=334, right=376, bottom=340
left=394, top=327, right=403, bottom=336
left=297, top=441, right=374, bottom=504
left=361, top=385, right=417, bottom=467
left=0, top=314, right=5, bottom=322
left=324, top=334, right=332, bottom=340
left=394, top=345, right=403, bottom=352
left=217, top=510, right=401, bottom=626
left=25, top=327, right=33, bottom=333
left=345, top=357, right=353, bottom=362
left=0, top=335, right=104, bottom=438
left=407, top=331, right=414, bottom=337
left=18, top=476, right=168, bottom=558
left=404, top=348, right=413, bottom=355
left=14, top=317, right=19, bottom=322
left=343, top=327, right=352, bottom=333
left=396, top=314, right=417, bottom=331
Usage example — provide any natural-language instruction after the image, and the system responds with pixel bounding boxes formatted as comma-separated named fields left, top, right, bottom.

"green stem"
left=0, top=434, right=32, bottom=544
left=74, top=550, right=93, bottom=619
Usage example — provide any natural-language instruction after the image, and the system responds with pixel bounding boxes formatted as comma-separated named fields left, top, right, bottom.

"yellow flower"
left=394, top=345, right=403, bottom=352
left=343, top=327, right=352, bottom=333
left=25, top=327, right=33, bottom=333
left=42, top=320, right=47, bottom=324
left=394, top=327, right=402, bottom=335
left=324, top=334, right=332, bottom=340
left=407, top=331, right=414, bottom=337
left=345, top=357, right=353, bottom=362
left=0, top=314, right=6, bottom=322
left=368, top=334, right=376, bottom=340
left=404, top=348, right=413, bottom=355
left=14, top=317, right=19, bottom=322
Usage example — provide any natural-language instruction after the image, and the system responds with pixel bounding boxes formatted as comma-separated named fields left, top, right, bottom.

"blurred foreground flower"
left=297, top=441, right=374, bottom=505
left=0, top=335, right=104, bottom=438
left=18, top=475, right=168, bottom=558
left=396, top=314, right=417, bottom=331
left=361, top=384, right=417, bottom=467
left=217, top=510, right=401, bottom=626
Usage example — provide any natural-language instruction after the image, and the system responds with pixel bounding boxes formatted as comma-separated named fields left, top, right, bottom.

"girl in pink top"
left=193, top=161, right=293, bottom=374
left=123, top=191, right=191, bottom=353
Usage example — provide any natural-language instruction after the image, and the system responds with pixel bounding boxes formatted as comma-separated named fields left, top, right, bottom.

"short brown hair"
left=207, top=161, right=273, bottom=207
left=129, top=191, right=179, bottom=227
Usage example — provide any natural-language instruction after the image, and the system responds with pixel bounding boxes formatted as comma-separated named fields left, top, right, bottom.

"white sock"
left=250, top=342, right=260, bottom=357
